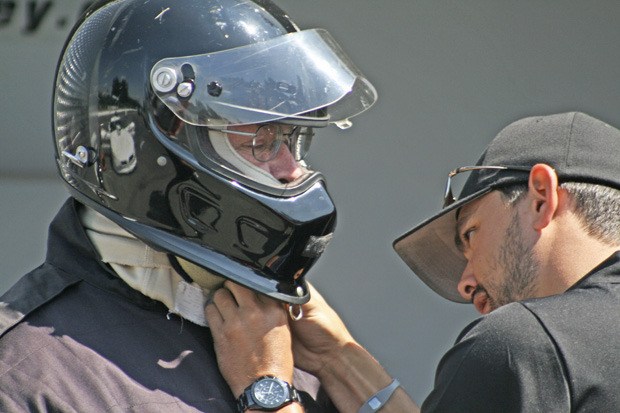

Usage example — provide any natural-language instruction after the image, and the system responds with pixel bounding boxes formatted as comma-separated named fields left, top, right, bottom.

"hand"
left=205, top=281, right=294, bottom=397
left=289, top=283, right=357, bottom=379
left=291, top=285, right=420, bottom=413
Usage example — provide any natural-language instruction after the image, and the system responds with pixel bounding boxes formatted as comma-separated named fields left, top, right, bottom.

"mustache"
left=470, top=285, right=487, bottom=303
left=471, top=284, right=500, bottom=312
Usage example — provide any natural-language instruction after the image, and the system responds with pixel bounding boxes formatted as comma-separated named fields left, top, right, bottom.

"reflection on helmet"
left=101, top=116, right=137, bottom=174
left=53, top=0, right=376, bottom=303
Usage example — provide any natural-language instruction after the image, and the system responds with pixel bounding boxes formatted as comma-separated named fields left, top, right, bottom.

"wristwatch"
left=236, top=376, right=301, bottom=412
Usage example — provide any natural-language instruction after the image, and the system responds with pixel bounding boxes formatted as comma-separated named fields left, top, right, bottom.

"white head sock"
left=78, top=205, right=224, bottom=326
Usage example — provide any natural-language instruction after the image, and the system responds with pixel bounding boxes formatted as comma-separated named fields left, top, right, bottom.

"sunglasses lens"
left=443, top=181, right=455, bottom=208
left=443, top=170, right=471, bottom=208
left=441, top=167, right=490, bottom=208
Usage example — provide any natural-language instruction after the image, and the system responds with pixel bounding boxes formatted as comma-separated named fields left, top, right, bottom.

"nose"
left=457, top=261, right=477, bottom=302
left=268, top=144, right=304, bottom=183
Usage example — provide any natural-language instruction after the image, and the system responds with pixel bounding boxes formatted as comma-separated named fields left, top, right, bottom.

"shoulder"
left=422, top=303, right=570, bottom=412
left=0, top=263, right=81, bottom=338
left=442, top=303, right=559, bottom=378
left=457, top=301, right=547, bottom=348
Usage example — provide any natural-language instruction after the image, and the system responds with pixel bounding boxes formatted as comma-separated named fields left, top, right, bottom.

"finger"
left=223, top=280, right=263, bottom=307
left=210, top=287, right=239, bottom=320
left=306, top=282, right=321, bottom=300
left=204, top=300, right=223, bottom=328
left=224, top=281, right=286, bottom=310
left=305, top=282, right=329, bottom=308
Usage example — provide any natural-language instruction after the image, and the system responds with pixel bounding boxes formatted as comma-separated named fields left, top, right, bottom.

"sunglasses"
left=443, top=165, right=532, bottom=208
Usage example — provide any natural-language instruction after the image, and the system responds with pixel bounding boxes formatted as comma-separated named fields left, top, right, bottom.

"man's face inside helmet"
left=220, top=123, right=312, bottom=183
left=204, top=123, right=315, bottom=191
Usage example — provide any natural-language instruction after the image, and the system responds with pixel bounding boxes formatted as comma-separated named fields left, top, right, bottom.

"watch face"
left=252, top=378, right=288, bottom=408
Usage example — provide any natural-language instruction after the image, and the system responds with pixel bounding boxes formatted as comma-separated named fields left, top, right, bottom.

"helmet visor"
left=150, top=29, right=377, bottom=127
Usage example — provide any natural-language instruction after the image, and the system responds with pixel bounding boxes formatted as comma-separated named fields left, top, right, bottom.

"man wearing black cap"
left=206, top=111, right=620, bottom=412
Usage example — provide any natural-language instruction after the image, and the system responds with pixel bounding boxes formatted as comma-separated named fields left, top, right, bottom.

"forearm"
left=317, top=341, right=420, bottom=413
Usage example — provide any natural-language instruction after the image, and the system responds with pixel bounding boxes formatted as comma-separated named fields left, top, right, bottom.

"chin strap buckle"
left=286, top=303, right=303, bottom=321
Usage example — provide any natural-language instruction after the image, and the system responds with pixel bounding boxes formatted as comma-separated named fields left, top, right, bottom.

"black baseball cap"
left=393, top=112, right=620, bottom=303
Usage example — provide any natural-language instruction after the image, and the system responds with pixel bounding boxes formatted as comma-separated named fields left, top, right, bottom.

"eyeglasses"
left=443, top=165, right=531, bottom=208
left=219, top=124, right=314, bottom=162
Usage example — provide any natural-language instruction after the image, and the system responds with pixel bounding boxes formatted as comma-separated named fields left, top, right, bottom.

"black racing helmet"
left=53, top=0, right=377, bottom=304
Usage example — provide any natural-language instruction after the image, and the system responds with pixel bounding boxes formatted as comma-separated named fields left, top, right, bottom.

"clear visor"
left=150, top=29, right=377, bottom=127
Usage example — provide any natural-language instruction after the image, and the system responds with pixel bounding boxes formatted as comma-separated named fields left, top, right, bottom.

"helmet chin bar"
left=65, top=163, right=336, bottom=304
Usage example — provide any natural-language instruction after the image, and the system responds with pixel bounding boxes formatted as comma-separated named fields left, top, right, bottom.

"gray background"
left=2, top=0, right=620, bottom=404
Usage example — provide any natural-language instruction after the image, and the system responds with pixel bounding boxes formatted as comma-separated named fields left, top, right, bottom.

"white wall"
left=2, top=0, right=620, bottom=403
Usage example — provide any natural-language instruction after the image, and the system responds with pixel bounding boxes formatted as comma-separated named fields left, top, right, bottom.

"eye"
left=253, top=135, right=276, bottom=149
left=461, top=227, right=476, bottom=245
left=233, top=142, right=254, bottom=152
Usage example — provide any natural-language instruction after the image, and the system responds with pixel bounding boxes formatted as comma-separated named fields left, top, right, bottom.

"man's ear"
left=527, top=163, right=559, bottom=231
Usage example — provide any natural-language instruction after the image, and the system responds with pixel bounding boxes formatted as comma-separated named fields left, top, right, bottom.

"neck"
left=536, top=213, right=620, bottom=296
left=78, top=205, right=221, bottom=326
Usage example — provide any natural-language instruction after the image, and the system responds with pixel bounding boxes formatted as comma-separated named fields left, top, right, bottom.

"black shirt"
left=422, top=252, right=620, bottom=412
left=0, top=199, right=335, bottom=412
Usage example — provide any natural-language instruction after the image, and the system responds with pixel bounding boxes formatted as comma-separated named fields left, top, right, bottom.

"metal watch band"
left=236, top=376, right=301, bottom=412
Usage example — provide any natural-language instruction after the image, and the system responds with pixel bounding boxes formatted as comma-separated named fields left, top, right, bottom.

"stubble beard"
left=485, top=210, right=540, bottom=311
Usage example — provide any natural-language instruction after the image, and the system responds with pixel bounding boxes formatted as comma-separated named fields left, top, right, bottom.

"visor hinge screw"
left=152, top=67, right=177, bottom=93
left=62, top=145, right=96, bottom=168
left=177, top=81, right=194, bottom=99
left=207, top=81, right=222, bottom=97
